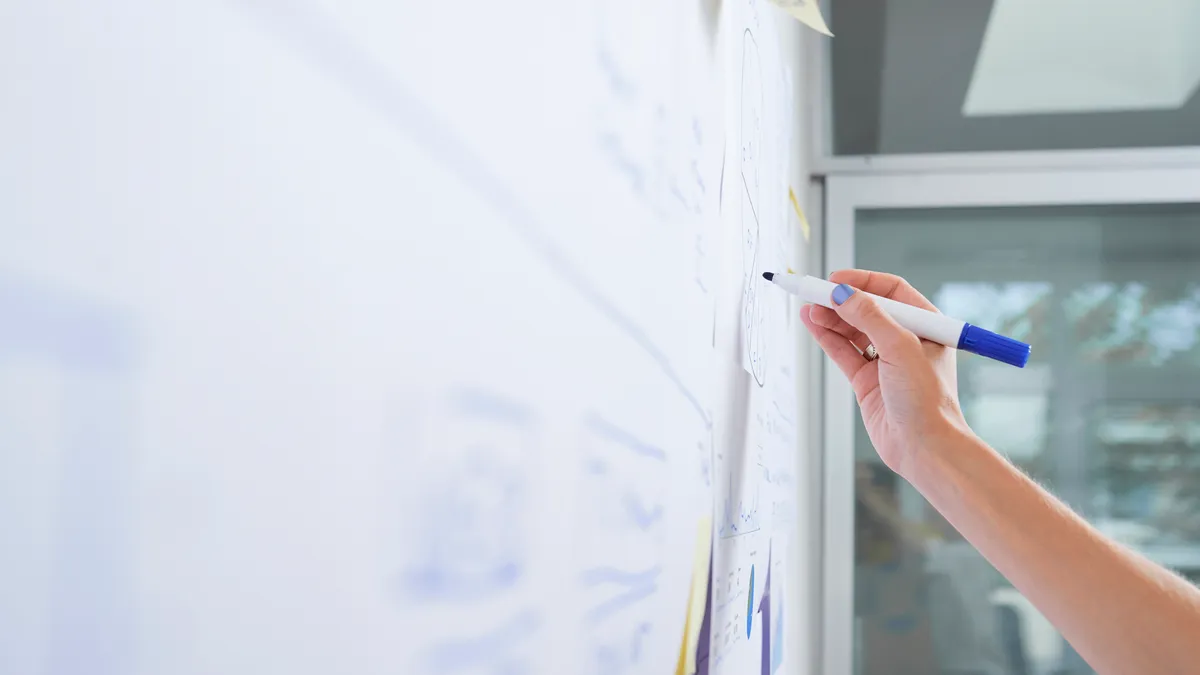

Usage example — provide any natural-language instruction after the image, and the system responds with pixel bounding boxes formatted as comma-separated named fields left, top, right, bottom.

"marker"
left=763, top=273, right=1031, bottom=368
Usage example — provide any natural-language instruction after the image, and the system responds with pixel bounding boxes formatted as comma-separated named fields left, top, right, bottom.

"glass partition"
left=850, top=204, right=1200, bottom=675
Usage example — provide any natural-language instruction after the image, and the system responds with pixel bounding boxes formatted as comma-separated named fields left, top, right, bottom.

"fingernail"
left=832, top=283, right=856, bottom=305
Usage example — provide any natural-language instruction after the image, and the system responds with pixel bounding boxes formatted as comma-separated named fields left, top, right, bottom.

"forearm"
left=908, top=425, right=1200, bottom=674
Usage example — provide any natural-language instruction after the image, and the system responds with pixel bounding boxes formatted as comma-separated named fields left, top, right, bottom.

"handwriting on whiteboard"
left=739, top=28, right=766, bottom=387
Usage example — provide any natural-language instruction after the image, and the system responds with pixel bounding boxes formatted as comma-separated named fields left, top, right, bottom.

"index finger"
left=829, top=269, right=938, bottom=313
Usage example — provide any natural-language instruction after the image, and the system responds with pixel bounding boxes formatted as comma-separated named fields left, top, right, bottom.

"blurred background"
left=830, top=0, right=1200, bottom=155
left=852, top=207, right=1200, bottom=675
left=824, top=2, right=1200, bottom=674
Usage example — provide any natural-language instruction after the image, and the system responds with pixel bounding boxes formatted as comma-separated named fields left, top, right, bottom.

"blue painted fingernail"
left=832, top=283, right=855, bottom=305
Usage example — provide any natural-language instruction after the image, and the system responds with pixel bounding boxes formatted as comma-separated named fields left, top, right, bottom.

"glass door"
left=822, top=168, right=1200, bottom=675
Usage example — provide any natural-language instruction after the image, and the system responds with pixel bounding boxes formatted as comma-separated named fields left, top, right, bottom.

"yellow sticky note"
left=681, top=517, right=713, bottom=675
left=789, top=187, right=811, bottom=243
left=769, top=0, right=833, bottom=36
left=675, top=611, right=690, bottom=675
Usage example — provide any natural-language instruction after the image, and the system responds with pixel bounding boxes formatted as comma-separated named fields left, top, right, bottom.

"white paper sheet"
left=767, top=0, right=834, bottom=36
left=713, top=2, right=800, bottom=674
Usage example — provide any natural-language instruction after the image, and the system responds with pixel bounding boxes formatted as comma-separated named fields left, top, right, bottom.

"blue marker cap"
left=957, top=324, right=1031, bottom=368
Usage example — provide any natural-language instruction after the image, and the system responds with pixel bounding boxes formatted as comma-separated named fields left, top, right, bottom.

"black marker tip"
left=762, top=272, right=775, bottom=281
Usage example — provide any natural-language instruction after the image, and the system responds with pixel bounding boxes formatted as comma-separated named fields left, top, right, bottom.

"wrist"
left=901, top=416, right=987, bottom=488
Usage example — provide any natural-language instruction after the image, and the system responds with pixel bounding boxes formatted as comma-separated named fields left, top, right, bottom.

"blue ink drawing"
left=581, top=413, right=667, bottom=534
left=746, top=564, right=755, bottom=639
left=401, top=389, right=531, bottom=603
left=757, top=543, right=782, bottom=675
left=719, top=472, right=761, bottom=538
left=623, top=493, right=665, bottom=530
left=581, top=566, right=661, bottom=624
left=426, top=609, right=540, bottom=675
left=584, top=414, right=667, bottom=462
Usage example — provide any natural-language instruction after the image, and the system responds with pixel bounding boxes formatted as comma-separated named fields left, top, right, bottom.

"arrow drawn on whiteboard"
left=622, top=493, right=665, bottom=530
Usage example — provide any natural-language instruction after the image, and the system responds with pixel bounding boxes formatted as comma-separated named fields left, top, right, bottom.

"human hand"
left=800, top=270, right=970, bottom=478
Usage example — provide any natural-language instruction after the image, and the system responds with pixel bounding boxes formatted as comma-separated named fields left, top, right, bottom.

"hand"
left=800, top=270, right=970, bottom=478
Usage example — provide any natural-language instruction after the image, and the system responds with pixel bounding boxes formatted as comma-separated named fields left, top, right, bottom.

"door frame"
left=820, top=166, right=1200, bottom=675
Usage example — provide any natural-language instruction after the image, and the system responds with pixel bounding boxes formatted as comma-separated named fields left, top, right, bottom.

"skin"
left=802, top=269, right=1200, bottom=675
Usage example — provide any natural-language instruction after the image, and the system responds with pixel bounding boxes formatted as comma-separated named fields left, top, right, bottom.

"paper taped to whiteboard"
left=768, top=0, right=833, bottom=36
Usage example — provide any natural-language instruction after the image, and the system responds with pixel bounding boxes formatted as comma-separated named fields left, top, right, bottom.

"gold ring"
left=863, top=344, right=879, bottom=361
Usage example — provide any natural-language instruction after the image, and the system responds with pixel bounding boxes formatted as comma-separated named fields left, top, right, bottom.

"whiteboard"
left=0, top=1, right=805, bottom=674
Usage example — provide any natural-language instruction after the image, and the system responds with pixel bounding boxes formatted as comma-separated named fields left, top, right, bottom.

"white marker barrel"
left=769, top=274, right=1030, bottom=367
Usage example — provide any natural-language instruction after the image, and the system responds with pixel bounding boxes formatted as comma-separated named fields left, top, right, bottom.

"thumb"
left=830, top=284, right=920, bottom=360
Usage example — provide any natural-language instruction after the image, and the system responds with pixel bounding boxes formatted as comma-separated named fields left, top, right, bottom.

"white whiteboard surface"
left=0, top=1, right=808, bottom=674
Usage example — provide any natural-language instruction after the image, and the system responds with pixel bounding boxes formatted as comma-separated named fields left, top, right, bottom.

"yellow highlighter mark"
left=788, top=187, right=811, bottom=243
left=675, top=516, right=713, bottom=675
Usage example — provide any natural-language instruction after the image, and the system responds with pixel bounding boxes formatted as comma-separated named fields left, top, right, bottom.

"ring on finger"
left=863, top=344, right=879, bottom=362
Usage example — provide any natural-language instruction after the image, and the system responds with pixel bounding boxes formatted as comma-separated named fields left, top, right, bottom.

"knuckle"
left=858, top=295, right=881, bottom=313
left=811, top=305, right=838, bottom=328
left=855, top=296, right=884, bottom=320
left=880, top=328, right=920, bottom=357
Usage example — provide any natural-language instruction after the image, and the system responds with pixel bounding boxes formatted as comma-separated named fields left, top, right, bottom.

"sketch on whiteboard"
left=756, top=543, right=773, bottom=675
left=577, top=413, right=670, bottom=675
left=712, top=549, right=760, bottom=666
left=594, top=5, right=709, bottom=225
left=425, top=610, right=540, bottom=675
left=400, top=390, right=534, bottom=602
left=391, top=389, right=541, bottom=674
left=739, top=28, right=766, bottom=387
left=718, top=466, right=764, bottom=539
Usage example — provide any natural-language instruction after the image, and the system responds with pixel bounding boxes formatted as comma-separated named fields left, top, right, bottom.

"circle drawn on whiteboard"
left=740, top=29, right=766, bottom=387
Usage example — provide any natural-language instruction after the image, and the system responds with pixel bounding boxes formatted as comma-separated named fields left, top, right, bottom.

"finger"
left=829, top=285, right=920, bottom=361
left=801, top=307, right=873, bottom=384
left=829, top=269, right=938, bottom=313
left=807, top=304, right=870, bottom=352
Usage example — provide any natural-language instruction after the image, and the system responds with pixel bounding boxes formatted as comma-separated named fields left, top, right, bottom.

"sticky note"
left=768, top=0, right=833, bottom=36
left=675, top=616, right=689, bottom=675
left=788, top=187, right=811, bottom=243
left=677, top=517, right=713, bottom=675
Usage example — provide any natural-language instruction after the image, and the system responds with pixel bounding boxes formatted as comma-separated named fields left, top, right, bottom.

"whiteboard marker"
left=762, top=273, right=1031, bottom=368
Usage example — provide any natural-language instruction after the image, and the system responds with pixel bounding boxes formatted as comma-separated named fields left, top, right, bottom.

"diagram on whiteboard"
left=399, top=391, right=532, bottom=604
left=715, top=2, right=800, bottom=669
left=718, top=465, right=764, bottom=539
left=739, top=28, right=766, bottom=387
left=392, top=389, right=541, bottom=675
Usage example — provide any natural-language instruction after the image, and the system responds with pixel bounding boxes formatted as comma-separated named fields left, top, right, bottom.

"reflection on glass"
left=828, top=1, right=1200, bottom=155
left=852, top=204, right=1200, bottom=675
left=1092, top=403, right=1200, bottom=548
left=1066, top=284, right=1200, bottom=366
